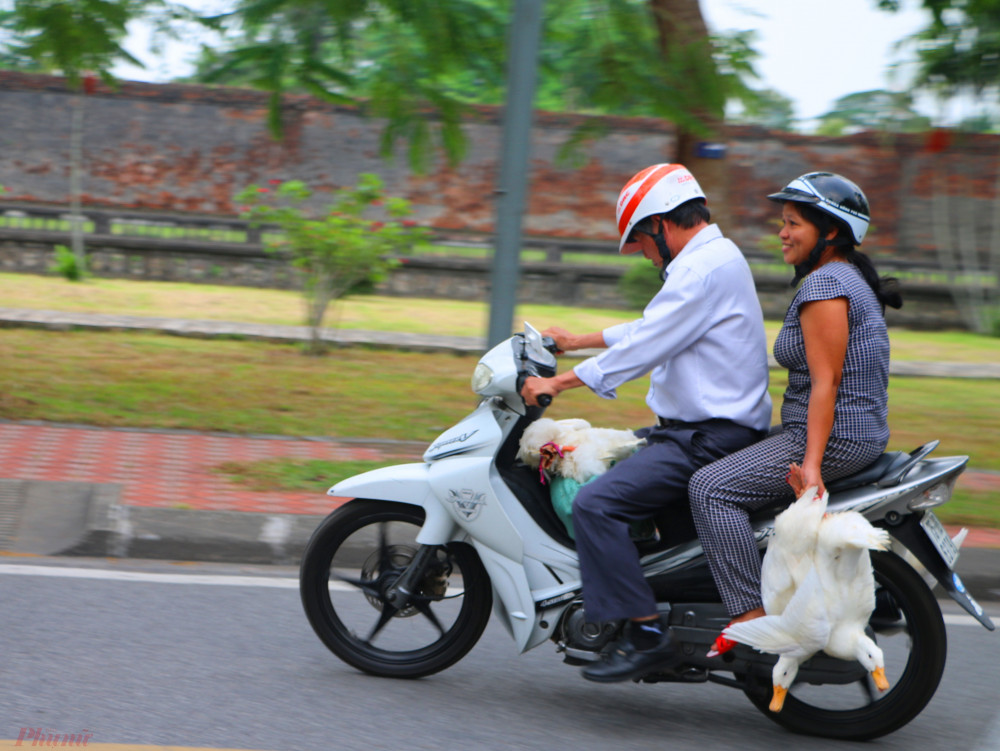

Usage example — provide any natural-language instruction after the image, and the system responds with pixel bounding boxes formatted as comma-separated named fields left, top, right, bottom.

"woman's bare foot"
left=730, top=606, right=766, bottom=625
left=707, top=607, right=766, bottom=657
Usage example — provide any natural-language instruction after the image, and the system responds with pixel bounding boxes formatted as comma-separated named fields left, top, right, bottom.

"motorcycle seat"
left=825, top=451, right=910, bottom=492
left=826, top=440, right=940, bottom=493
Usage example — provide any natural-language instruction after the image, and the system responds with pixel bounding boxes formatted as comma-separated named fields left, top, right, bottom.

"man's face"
left=623, top=217, right=664, bottom=268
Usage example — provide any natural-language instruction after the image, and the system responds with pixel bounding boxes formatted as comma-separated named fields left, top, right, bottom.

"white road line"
left=0, top=563, right=303, bottom=589
left=943, top=613, right=996, bottom=628
left=1, top=565, right=996, bottom=625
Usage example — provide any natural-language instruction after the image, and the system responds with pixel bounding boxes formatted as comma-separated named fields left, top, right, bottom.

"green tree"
left=0, top=0, right=148, bottom=85
left=878, top=0, right=1000, bottom=107
left=729, top=86, right=796, bottom=131
left=192, top=0, right=761, bottom=174
left=0, top=0, right=163, bottom=279
left=877, top=0, right=1000, bottom=335
left=194, top=0, right=508, bottom=169
left=956, top=111, right=1000, bottom=134
left=815, top=89, right=931, bottom=134
left=235, top=175, right=429, bottom=354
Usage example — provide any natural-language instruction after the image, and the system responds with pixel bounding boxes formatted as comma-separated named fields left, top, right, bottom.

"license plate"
left=921, top=511, right=959, bottom=569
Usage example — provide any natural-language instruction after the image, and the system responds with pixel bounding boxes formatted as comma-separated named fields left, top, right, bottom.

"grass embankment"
left=0, top=273, right=996, bottom=526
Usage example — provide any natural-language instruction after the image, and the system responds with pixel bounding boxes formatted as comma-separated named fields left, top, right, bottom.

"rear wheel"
left=300, top=499, right=493, bottom=678
left=743, top=550, right=947, bottom=740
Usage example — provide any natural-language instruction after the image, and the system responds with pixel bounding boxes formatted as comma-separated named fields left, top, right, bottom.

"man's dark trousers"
left=572, top=419, right=764, bottom=623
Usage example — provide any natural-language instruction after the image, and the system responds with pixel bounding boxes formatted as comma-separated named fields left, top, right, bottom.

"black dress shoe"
left=582, top=626, right=677, bottom=683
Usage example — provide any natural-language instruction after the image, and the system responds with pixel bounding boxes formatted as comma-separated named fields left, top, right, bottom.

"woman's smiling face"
left=778, top=202, right=821, bottom=267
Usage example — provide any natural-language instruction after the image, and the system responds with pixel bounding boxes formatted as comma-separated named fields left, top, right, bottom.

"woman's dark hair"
left=795, top=203, right=902, bottom=311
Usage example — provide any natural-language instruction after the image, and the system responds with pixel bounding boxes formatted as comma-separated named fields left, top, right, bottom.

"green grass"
left=1, top=273, right=998, bottom=360
left=0, top=272, right=997, bottom=527
left=0, top=327, right=996, bottom=527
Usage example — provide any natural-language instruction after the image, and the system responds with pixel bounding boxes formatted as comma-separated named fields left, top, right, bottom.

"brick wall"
left=2, top=70, right=998, bottom=273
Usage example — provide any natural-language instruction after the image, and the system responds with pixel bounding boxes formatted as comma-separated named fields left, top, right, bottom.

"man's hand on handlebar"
left=541, top=327, right=607, bottom=354
left=521, top=370, right=586, bottom=407
left=521, top=376, right=558, bottom=407
left=542, top=327, right=573, bottom=354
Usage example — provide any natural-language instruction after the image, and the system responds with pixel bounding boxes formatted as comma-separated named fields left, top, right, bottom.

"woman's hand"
left=786, top=462, right=825, bottom=497
left=799, top=461, right=827, bottom=497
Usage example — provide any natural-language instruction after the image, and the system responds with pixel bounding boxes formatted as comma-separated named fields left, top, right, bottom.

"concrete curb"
left=0, top=478, right=322, bottom=566
left=67, top=490, right=327, bottom=567
left=6, top=480, right=993, bottom=606
left=76, top=502, right=1000, bottom=605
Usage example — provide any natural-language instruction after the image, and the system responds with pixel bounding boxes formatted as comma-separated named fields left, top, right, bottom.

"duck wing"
left=725, top=567, right=831, bottom=657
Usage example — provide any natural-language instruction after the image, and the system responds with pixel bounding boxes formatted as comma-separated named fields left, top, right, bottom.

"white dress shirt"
left=573, top=224, right=772, bottom=431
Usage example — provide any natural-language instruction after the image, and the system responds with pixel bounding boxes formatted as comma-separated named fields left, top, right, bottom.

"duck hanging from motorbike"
left=300, top=322, right=994, bottom=741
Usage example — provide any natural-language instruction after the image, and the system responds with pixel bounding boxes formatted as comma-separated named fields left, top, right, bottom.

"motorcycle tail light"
left=908, top=476, right=958, bottom=510
left=471, top=363, right=494, bottom=394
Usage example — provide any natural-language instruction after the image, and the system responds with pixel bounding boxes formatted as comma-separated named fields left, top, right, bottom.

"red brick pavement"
left=1, top=421, right=997, bottom=546
left=0, top=422, right=421, bottom=516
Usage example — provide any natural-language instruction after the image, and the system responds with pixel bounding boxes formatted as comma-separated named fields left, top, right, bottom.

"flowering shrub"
left=236, top=174, right=428, bottom=353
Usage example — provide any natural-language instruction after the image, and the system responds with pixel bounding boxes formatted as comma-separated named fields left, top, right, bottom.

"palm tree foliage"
left=0, top=0, right=764, bottom=166
left=190, top=0, right=762, bottom=168
left=880, top=0, right=1000, bottom=110
left=0, top=0, right=148, bottom=87
left=817, top=89, right=932, bottom=135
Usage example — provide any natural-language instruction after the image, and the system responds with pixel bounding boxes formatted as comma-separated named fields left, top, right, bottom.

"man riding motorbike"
left=521, top=163, right=772, bottom=682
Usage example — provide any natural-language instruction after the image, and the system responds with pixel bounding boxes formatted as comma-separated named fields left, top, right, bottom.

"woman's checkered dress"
left=688, top=262, right=891, bottom=616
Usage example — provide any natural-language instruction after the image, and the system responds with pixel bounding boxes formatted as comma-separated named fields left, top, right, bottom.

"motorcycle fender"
left=329, top=463, right=458, bottom=545
left=474, top=543, right=549, bottom=652
left=891, top=514, right=995, bottom=630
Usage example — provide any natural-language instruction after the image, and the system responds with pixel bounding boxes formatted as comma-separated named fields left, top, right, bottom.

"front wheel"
left=300, top=499, right=493, bottom=678
left=743, top=550, right=947, bottom=740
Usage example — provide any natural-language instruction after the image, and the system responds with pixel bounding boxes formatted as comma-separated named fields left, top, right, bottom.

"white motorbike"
left=300, top=322, right=994, bottom=741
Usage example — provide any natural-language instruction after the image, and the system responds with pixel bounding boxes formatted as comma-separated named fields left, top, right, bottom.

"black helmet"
left=768, top=172, right=870, bottom=245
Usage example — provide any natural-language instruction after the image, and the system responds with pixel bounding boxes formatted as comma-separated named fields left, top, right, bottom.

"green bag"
left=549, top=475, right=592, bottom=539
left=549, top=473, right=658, bottom=542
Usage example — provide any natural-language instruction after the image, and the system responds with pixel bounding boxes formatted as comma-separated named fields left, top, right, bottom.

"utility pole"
left=486, top=0, right=543, bottom=347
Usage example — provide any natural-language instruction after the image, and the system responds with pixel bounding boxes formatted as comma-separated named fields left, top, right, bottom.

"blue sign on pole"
left=695, top=141, right=727, bottom=159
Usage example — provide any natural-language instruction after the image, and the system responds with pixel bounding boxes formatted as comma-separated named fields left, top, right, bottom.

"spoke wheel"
left=743, top=550, right=947, bottom=740
left=300, top=500, right=492, bottom=678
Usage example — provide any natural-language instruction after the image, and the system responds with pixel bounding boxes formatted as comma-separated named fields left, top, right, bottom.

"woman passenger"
left=687, top=172, right=903, bottom=656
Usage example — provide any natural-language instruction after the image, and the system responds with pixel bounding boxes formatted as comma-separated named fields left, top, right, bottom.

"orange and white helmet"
left=616, top=164, right=706, bottom=254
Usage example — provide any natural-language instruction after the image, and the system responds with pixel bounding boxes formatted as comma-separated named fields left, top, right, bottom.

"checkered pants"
left=688, top=428, right=886, bottom=617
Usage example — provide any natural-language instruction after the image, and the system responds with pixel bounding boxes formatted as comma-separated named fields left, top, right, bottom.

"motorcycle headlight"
left=471, top=363, right=494, bottom=394
left=908, top=476, right=958, bottom=510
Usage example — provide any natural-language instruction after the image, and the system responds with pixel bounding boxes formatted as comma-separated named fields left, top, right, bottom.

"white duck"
left=812, top=510, right=892, bottom=696
left=725, top=507, right=892, bottom=712
left=724, top=560, right=831, bottom=712
left=760, top=483, right=829, bottom=616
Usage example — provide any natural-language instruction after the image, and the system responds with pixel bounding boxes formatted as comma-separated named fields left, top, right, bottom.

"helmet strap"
left=654, top=227, right=672, bottom=281
left=789, top=235, right=852, bottom=287
left=790, top=239, right=827, bottom=287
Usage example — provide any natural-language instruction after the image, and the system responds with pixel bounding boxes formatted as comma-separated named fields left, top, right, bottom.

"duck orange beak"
left=872, top=666, right=890, bottom=691
left=769, top=684, right=788, bottom=713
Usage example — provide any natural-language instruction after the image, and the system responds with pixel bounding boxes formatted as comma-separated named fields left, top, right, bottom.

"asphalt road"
left=2, top=557, right=998, bottom=751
